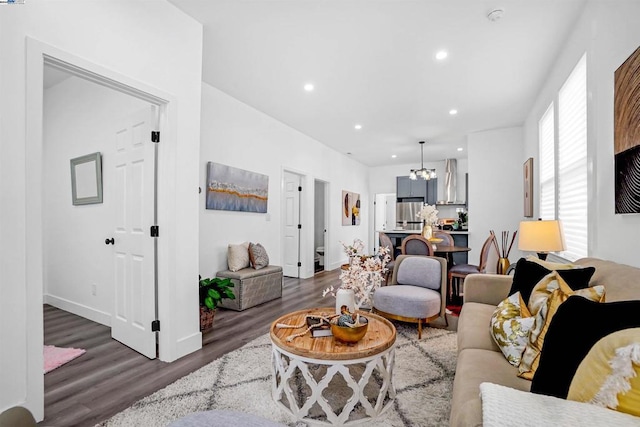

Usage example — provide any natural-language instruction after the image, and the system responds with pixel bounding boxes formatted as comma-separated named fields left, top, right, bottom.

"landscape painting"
left=614, top=45, right=640, bottom=214
left=206, top=162, right=268, bottom=213
left=342, top=190, right=361, bottom=226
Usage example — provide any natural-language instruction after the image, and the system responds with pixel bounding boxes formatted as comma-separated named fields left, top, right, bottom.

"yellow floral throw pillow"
left=518, top=272, right=605, bottom=380
left=568, top=328, right=640, bottom=417
left=491, top=293, right=534, bottom=366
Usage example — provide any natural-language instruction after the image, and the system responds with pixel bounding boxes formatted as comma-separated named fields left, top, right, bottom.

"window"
left=538, top=54, right=588, bottom=261
left=539, top=104, right=555, bottom=221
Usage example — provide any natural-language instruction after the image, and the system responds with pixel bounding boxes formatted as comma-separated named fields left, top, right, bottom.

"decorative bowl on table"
left=331, top=317, right=369, bottom=343
left=428, top=237, right=444, bottom=244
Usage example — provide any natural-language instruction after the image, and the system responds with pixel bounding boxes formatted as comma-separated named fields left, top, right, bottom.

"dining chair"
left=373, top=255, right=448, bottom=338
left=448, top=233, right=498, bottom=301
left=401, top=235, right=434, bottom=256
left=433, top=230, right=455, bottom=246
left=378, top=232, right=396, bottom=284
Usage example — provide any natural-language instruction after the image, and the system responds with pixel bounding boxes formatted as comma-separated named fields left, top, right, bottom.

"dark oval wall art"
left=615, top=45, right=640, bottom=214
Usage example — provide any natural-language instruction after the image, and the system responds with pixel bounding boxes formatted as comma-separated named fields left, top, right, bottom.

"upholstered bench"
left=216, top=265, right=283, bottom=311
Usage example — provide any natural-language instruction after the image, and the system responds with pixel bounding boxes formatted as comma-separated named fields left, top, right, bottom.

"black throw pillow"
left=531, top=297, right=640, bottom=399
left=508, top=258, right=595, bottom=305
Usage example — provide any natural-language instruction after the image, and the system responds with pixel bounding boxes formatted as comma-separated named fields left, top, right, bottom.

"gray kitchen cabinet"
left=397, top=176, right=437, bottom=203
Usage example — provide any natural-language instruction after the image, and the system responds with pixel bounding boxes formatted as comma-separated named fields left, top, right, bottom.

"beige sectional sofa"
left=450, top=257, right=640, bottom=427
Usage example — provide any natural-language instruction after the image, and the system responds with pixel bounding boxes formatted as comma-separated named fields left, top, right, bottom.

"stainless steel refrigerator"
left=395, top=202, right=423, bottom=230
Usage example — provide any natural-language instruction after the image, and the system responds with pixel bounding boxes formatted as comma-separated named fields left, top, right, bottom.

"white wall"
left=43, top=75, right=150, bottom=325
left=0, top=1, right=202, bottom=419
left=200, top=83, right=370, bottom=279
left=523, top=0, right=640, bottom=267
left=468, top=127, right=524, bottom=268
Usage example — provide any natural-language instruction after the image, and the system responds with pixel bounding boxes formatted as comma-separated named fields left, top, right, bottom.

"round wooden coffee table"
left=270, top=308, right=396, bottom=425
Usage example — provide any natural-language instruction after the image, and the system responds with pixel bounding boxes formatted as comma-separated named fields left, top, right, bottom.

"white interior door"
left=283, top=171, right=301, bottom=277
left=110, top=107, right=157, bottom=359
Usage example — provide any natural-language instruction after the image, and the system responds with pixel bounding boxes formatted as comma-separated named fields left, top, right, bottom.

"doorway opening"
left=282, top=171, right=303, bottom=278
left=374, top=193, right=396, bottom=251
left=42, top=61, right=160, bottom=360
left=314, top=180, right=328, bottom=273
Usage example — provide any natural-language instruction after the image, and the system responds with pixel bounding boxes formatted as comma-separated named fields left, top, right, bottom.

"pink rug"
left=44, top=345, right=86, bottom=374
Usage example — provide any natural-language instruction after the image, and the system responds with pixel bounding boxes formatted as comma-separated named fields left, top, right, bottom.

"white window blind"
left=539, top=103, right=555, bottom=221
left=557, top=54, right=588, bottom=261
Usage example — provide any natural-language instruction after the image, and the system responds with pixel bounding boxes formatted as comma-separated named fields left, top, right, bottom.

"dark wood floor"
left=40, top=269, right=457, bottom=427
left=41, top=270, right=338, bottom=426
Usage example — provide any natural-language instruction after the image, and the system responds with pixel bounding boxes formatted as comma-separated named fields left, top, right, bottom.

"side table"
left=270, top=308, right=396, bottom=425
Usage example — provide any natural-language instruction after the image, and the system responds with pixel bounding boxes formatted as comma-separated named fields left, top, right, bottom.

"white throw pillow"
left=227, top=242, right=250, bottom=272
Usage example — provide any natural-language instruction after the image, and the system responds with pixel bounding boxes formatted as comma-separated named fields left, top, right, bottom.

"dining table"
left=433, top=244, right=471, bottom=265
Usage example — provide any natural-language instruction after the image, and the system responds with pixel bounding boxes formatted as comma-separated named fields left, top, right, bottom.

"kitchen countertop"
left=378, top=229, right=469, bottom=235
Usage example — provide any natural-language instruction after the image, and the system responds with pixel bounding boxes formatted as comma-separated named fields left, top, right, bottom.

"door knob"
left=105, top=238, right=115, bottom=245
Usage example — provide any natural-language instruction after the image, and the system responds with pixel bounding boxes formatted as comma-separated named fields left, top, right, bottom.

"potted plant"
left=199, top=276, right=236, bottom=331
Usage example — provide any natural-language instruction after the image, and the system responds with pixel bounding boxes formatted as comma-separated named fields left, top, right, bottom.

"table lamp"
left=518, top=219, right=565, bottom=260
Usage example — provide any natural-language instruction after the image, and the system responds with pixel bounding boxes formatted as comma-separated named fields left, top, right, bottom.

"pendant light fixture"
left=409, top=141, right=437, bottom=180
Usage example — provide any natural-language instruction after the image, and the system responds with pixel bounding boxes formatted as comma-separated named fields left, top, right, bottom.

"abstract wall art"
left=615, top=45, right=640, bottom=214
left=206, top=162, right=268, bottom=213
left=523, top=157, right=533, bottom=217
left=342, top=190, right=361, bottom=226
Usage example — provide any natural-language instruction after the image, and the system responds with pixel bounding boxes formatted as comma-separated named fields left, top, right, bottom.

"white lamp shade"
left=518, top=220, right=566, bottom=253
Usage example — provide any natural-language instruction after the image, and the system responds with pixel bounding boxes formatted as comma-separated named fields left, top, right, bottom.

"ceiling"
left=169, top=0, right=586, bottom=167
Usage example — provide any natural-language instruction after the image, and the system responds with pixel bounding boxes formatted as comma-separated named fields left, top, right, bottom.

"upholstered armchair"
left=373, top=255, right=447, bottom=338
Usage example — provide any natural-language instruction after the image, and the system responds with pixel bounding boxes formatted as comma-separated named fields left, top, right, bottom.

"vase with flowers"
left=417, top=204, right=439, bottom=239
left=323, top=239, right=390, bottom=313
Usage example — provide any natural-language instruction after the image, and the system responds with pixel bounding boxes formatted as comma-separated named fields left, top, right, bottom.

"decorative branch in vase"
left=322, top=239, right=390, bottom=313
left=490, top=230, right=517, bottom=275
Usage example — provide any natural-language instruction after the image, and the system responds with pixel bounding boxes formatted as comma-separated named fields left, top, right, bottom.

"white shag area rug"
left=98, top=325, right=457, bottom=427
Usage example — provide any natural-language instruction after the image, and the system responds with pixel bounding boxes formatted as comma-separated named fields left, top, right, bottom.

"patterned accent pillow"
left=525, top=255, right=576, bottom=271
left=518, top=272, right=605, bottom=380
left=249, top=242, right=269, bottom=270
left=508, top=257, right=595, bottom=306
left=490, top=292, right=535, bottom=366
left=227, top=242, right=250, bottom=272
left=568, top=328, right=640, bottom=417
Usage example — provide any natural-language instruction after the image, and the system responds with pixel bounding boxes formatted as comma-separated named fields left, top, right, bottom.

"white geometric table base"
left=271, top=345, right=396, bottom=425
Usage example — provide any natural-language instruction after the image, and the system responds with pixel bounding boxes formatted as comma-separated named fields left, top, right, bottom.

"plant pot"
left=422, top=224, right=433, bottom=239
left=497, top=257, right=511, bottom=275
left=335, top=288, right=356, bottom=315
left=200, top=306, right=215, bottom=331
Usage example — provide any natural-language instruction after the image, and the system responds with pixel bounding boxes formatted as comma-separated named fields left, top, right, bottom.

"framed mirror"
left=70, top=152, right=103, bottom=205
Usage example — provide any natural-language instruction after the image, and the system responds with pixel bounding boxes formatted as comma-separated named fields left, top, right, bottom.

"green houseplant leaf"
left=199, top=276, right=235, bottom=311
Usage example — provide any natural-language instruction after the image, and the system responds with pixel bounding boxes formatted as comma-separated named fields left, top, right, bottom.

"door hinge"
left=151, top=131, right=160, bottom=143
left=298, top=186, right=302, bottom=192
left=151, top=320, right=160, bottom=332
left=297, top=262, right=302, bottom=267
left=297, top=224, right=302, bottom=229
left=150, top=225, right=159, bottom=237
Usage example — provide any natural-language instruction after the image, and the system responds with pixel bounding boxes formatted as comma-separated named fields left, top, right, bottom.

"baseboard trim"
left=44, top=294, right=111, bottom=327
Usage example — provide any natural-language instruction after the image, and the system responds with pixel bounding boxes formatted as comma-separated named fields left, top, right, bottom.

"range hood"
left=444, top=158, right=457, bottom=203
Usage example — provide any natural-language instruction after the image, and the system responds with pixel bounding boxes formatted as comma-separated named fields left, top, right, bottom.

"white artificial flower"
left=417, top=204, right=439, bottom=225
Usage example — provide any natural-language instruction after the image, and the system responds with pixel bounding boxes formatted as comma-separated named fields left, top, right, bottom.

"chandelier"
left=409, top=141, right=436, bottom=180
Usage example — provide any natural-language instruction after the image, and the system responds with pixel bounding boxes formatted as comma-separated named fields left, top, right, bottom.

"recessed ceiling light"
left=304, top=83, right=314, bottom=92
left=435, top=50, right=448, bottom=60
left=449, top=109, right=458, bottom=115
left=457, top=147, right=463, bottom=152
left=354, top=124, right=362, bottom=130
left=391, top=154, right=397, bottom=158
